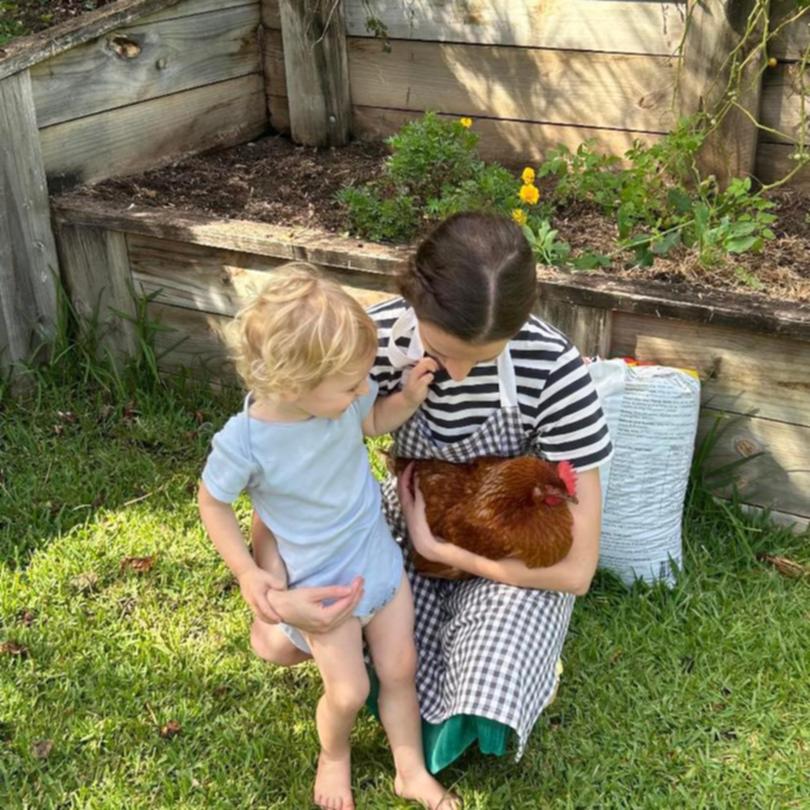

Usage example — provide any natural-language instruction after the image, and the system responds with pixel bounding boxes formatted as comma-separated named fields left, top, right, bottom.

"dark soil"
left=62, top=133, right=810, bottom=304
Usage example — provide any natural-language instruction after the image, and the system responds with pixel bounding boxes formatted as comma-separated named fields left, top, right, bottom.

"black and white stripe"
left=368, top=298, right=613, bottom=471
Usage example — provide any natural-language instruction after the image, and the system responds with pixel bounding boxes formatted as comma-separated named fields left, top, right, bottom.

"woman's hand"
left=237, top=565, right=286, bottom=623
left=269, top=577, right=365, bottom=635
left=397, top=463, right=448, bottom=563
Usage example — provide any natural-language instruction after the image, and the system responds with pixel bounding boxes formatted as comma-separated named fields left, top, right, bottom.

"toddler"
left=198, top=264, right=457, bottom=810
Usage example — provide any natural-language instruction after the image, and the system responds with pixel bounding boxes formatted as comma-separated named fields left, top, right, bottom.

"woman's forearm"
left=433, top=467, right=603, bottom=596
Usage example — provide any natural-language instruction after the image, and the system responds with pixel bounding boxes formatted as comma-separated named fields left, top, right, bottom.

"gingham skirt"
left=382, top=404, right=576, bottom=759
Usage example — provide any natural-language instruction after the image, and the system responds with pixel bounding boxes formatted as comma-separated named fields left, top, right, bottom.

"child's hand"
left=237, top=565, right=285, bottom=623
left=403, top=357, right=438, bottom=407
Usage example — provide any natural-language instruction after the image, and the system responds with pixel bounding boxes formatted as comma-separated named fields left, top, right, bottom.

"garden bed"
left=63, top=133, right=810, bottom=304
left=51, top=185, right=810, bottom=530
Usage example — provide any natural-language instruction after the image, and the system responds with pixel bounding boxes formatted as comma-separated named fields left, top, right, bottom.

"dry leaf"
left=120, top=556, right=155, bottom=573
left=32, top=740, right=53, bottom=759
left=18, top=610, right=35, bottom=626
left=758, top=554, right=809, bottom=579
left=0, top=641, right=28, bottom=657
left=160, top=720, right=182, bottom=739
left=71, top=571, right=99, bottom=593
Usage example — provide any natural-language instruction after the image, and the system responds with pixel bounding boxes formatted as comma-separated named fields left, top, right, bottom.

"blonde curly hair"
left=226, top=262, right=378, bottom=399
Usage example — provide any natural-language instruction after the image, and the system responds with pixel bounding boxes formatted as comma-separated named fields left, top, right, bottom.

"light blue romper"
left=201, top=379, right=404, bottom=652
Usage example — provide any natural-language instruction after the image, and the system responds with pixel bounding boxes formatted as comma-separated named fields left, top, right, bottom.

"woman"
left=251, top=212, right=612, bottom=772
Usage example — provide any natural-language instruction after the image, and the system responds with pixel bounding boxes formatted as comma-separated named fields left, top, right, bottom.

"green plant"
left=521, top=220, right=571, bottom=267
left=337, top=185, right=418, bottom=242
left=338, top=112, right=525, bottom=241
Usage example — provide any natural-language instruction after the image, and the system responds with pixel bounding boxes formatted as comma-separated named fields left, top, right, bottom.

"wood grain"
left=128, top=233, right=397, bottom=315
left=0, top=70, right=59, bottom=368
left=32, top=3, right=261, bottom=128
left=55, top=222, right=138, bottom=358
left=759, top=62, right=809, bottom=145
left=40, top=74, right=266, bottom=190
left=264, top=32, right=677, bottom=133
left=343, top=0, right=687, bottom=56
left=611, top=310, right=810, bottom=425
left=277, top=0, right=350, bottom=146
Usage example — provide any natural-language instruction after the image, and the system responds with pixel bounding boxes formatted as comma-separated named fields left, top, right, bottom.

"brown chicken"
left=396, top=456, right=578, bottom=579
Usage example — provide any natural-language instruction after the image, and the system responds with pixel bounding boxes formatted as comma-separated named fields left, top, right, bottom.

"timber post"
left=276, top=0, right=351, bottom=146
left=679, top=0, right=771, bottom=185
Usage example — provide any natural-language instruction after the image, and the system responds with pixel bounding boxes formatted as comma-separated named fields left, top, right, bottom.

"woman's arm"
left=198, top=482, right=285, bottom=622
left=399, top=466, right=602, bottom=596
left=250, top=511, right=366, bottom=634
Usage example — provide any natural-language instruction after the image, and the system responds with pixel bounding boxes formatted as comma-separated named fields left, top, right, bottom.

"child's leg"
left=364, top=576, right=459, bottom=809
left=250, top=510, right=311, bottom=666
left=306, top=618, right=369, bottom=810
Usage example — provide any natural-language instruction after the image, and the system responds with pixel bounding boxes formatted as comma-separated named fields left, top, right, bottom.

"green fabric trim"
left=366, top=668, right=510, bottom=774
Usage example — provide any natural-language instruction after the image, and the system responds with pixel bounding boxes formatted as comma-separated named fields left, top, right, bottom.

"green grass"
left=1, top=357, right=808, bottom=808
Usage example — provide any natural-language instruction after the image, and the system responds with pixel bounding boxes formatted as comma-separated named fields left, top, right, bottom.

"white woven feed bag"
left=586, top=358, right=627, bottom=513
left=598, top=364, right=701, bottom=586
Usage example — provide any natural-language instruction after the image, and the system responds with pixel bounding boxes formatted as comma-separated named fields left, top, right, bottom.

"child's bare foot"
left=395, top=770, right=460, bottom=809
left=314, top=751, right=354, bottom=810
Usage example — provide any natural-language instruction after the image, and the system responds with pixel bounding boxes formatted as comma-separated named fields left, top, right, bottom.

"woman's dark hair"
left=398, top=212, right=536, bottom=342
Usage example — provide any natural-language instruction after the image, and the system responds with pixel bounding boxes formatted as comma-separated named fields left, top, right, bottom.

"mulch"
left=60, top=133, right=810, bottom=305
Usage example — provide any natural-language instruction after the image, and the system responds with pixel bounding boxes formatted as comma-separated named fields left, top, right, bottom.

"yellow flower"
left=519, top=183, right=540, bottom=205
left=521, top=167, right=536, bottom=185
left=511, top=208, right=527, bottom=226
left=459, top=117, right=473, bottom=128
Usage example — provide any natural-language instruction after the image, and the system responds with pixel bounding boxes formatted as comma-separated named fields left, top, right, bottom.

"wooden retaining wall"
left=0, top=0, right=267, bottom=369
left=51, top=198, right=810, bottom=532
left=758, top=0, right=810, bottom=189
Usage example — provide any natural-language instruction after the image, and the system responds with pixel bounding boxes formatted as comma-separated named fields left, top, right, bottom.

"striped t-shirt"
left=368, top=298, right=613, bottom=472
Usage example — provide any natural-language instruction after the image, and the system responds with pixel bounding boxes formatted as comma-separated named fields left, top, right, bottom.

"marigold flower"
left=521, top=167, right=536, bottom=185
left=459, top=117, right=473, bottom=128
left=511, top=208, right=527, bottom=226
left=519, top=183, right=540, bottom=205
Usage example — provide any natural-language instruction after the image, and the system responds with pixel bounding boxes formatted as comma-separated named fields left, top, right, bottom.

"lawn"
left=1, top=347, right=808, bottom=809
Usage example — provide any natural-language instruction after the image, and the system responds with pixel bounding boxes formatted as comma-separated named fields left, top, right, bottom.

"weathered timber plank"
left=49, top=198, right=810, bottom=341
left=54, top=222, right=137, bottom=357
left=678, top=0, right=765, bottom=183
left=344, top=0, right=687, bottom=56
left=0, top=0, right=182, bottom=80
left=610, top=311, right=810, bottom=425
left=755, top=142, right=810, bottom=188
left=535, top=273, right=810, bottom=342
left=265, top=33, right=677, bottom=133
left=738, top=503, right=808, bottom=534
left=40, top=74, right=266, bottom=191
left=149, top=301, right=234, bottom=381
left=268, top=94, right=290, bottom=134
left=278, top=0, right=350, bottom=146
left=351, top=106, right=662, bottom=166
left=51, top=198, right=410, bottom=276
left=534, top=299, right=612, bottom=358
left=267, top=94, right=664, bottom=163
left=0, top=70, right=59, bottom=367
left=262, top=0, right=280, bottom=29
left=697, top=408, right=810, bottom=519
left=127, top=234, right=397, bottom=315
left=759, top=63, right=809, bottom=145
left=32, top=3, right=261, bottom=128
left=770, top=0, right=810, bottom=61
left=141, top=0, right=256, bottom=25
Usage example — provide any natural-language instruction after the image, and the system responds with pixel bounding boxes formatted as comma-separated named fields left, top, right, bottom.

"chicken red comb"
left=557, top=461, right=577, bottom=496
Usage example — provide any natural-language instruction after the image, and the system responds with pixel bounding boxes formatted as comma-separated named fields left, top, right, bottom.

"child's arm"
left=198, top=482, right=285, bottom=623
left=363, top=356, right=438, bottom=437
